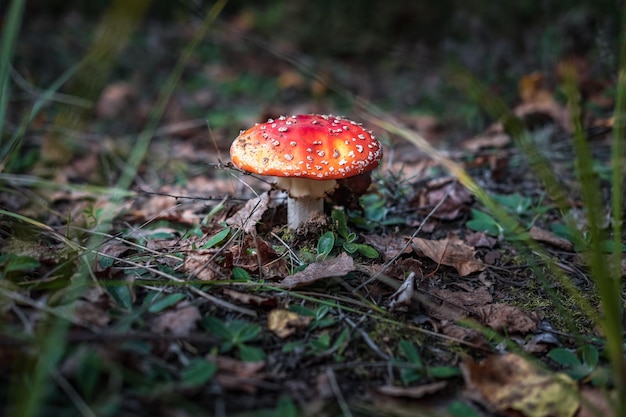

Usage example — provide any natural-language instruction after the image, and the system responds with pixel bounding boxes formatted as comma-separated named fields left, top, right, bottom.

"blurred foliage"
left=22, top=0, right=621, bottom=60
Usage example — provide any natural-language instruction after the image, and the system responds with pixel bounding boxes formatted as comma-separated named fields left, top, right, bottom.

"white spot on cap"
left=284, top=154, right=294, bottom=160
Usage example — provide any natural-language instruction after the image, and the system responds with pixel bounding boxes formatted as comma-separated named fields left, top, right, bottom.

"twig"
left=342, top=315, right=391, bottom=361
left=50, top=368, right=98, bottom=417
left=326, top=368, right=354, bottom=417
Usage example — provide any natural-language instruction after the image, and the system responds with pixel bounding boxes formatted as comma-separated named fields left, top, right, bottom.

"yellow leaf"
left=462, top=353, right=579, bottom=417
left=267, top=309, right=312, bottom=338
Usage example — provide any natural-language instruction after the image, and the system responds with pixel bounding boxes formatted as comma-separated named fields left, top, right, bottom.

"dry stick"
left=50, top=367, right=98, bottom=417
left=270, top=231, right=304, bottom=266
left=342, top=315, right=391, bottom=361
left=326, top=368, right=354, bottom=417
left=352, top=182, right=455, bottom=292
left=0, top=287, right=98, bottom=331
left=0, top=331, right=219, bottom=347
left=90, top=249, right=257, bottom=317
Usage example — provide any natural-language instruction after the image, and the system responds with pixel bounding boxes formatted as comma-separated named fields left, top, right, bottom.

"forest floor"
left=1, top=4, right=623, bottom=417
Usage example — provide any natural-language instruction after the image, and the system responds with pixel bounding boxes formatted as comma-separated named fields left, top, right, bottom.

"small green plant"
left=349, top=192, right=405, bottom=230
left=319, top=208, right=379, bottom=259
left=83, top=205, right=105, bottom=228
left=201, top=227, right=231, bottom=249
left=180, top=358, right=217, bottom=387
left=202, top=316, right=266, bottom=361
left=465, top=192, right=549, bottom=240
left=145, top=292, right=186, bottom=313
left=315, top=208, right=379, bottom=260
left=282, top=327, right=350, bottom=359
left=289, top=304, right=336, bottom=330
left=548, top=345, right=600, bottom=381
left=316, top=230, right=335, bottom=261
left=244, top=395, right=298, bottom=417
left=447, top=401, right=480, bottom=417
left=395, top=340, right=460, bottom=385
left=0, top=253, right=40, bottom=279
left=231, top=266, right=251, bottom=281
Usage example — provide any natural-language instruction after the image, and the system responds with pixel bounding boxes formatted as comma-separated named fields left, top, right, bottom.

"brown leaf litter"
left=462, top=353, right=579, bottom=417
left=150, top=301, right=201, bottom=337
left=225, top=191, right=270, bottom=233
left=411, top=235, right=485, bottom=276
left=276, top=252, right=355, bottom=289
left=207, top=355, right=266, bottom=395
left=182, top=235, right=288, bottom=281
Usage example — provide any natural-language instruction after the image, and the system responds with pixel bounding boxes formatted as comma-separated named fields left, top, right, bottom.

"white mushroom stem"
left=287, top=196, right=324, bottom=230
left=276, top=177, right=337, bottom=229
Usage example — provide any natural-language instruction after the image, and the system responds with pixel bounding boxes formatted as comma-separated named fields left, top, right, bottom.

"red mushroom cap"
left=230, top=114, right=382, bottom=180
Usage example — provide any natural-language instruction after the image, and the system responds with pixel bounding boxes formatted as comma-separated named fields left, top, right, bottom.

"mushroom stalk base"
left=287, top=196, right=323, bottom=230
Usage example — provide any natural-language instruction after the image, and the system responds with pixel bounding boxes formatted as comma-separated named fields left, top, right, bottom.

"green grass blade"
left=0, top=63, right=82, bottom=172
left=116, top=0, right=229, bottom=191
left=0, top=0, right=26, bottom=140
left=610, top=3, right=626, bottom=411
left=563, top=64, right=624, bottom=414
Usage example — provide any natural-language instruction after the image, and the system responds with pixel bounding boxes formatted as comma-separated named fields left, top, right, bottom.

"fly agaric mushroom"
left=230, top=114, right=383, bottom=229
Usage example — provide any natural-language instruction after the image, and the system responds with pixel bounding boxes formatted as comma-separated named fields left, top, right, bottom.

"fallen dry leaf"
left=96, top=81, right=135, bottom=118
left=463, top=130, right=511, bottom=152
left=231, top=235, right=278, bottom=270
left=208, top=355, right=266, bottom=394
left=229, top=235, right=289, bottom=279
left=422, top=286, right=493, bottom=321
left=222, top=288, right=276, bottom=307
left=411, top=236, right=485, bottom=276
left=388, top=271, right=416, bottom=310
left=577, top=385, right=618, bottom=417
left=464, top=231, right=497, bottom=249
left=441, top=322, right=487, bottom=347
left=151, top=301, right=201, bottom=336
left=276, top=252, right=355, bottom=289
left=73, top=300, right=111, bottom=327
left=225, top=192, right=270, bottom=233
left=475, top=303, right=539, bottom=334
left=530, top=226, right=574, bottom=251
left=267, top=309, right=312, bottom=338
left=519, top=72, right=554, bottom=105
left=183, top=250, right=230, bottom=281
left=462, top=353, right=579, bottom=417
left=413, top=178, right=473, bottom=221
left=363, top=234, right=412, bottom=261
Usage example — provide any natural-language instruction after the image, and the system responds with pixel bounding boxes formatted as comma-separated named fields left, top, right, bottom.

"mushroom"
left=230, top=114, right=383, bottom=229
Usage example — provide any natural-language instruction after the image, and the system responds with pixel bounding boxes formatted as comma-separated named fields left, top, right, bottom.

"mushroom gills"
left=275, top=177, right=337, bottom=199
